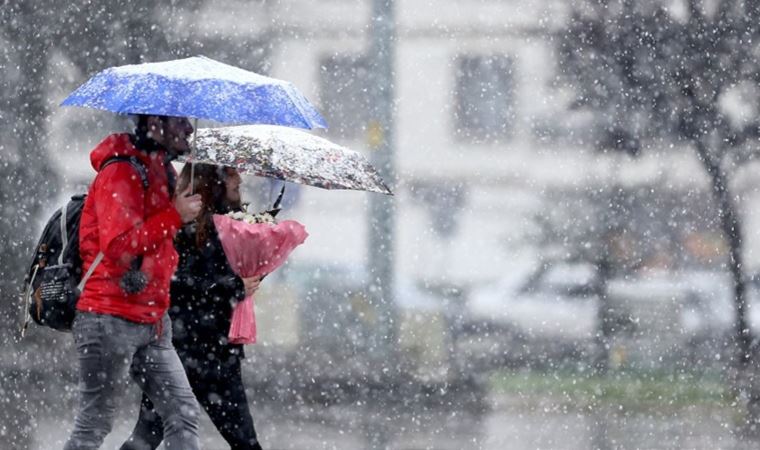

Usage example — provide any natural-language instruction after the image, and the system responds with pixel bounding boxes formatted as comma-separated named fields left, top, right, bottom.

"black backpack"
left=21, top=156, right=149, bottom=334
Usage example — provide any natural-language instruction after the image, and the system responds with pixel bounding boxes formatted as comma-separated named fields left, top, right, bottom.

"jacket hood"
left=90, top=133, right=156, bottom=172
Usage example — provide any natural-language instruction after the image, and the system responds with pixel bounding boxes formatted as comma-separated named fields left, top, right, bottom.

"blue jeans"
left=63, top=312, right=200, bottom=450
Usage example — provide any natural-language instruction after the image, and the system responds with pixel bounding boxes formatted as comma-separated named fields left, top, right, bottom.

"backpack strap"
left=77, top=252, right=104, bottom=292
left=58, top=202, right=69, bottom=266
left=101, top=156, right=149, bottom=190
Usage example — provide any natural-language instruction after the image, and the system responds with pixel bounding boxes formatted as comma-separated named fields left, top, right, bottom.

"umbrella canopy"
left=179, top=125, right=392, bottom=195
left=61, top=56, right=327, bottom=129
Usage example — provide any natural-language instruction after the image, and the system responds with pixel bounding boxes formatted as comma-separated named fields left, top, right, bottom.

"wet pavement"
left=30, top=389, right=760, bottom=450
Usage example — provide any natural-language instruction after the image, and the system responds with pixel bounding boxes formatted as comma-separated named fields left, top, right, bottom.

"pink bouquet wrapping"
left=213, top=213, right=308, bottom=344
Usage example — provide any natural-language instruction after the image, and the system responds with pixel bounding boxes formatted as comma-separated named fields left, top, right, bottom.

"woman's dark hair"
left=177, top=163, right=242, bottom=248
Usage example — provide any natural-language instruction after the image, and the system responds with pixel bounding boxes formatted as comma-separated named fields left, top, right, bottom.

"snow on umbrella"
left=179, top=124, right=393, bottom=195
left=60, top=55, right=327, bottom=129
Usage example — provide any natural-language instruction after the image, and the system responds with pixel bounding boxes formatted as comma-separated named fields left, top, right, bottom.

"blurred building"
left=48, top=0, right=759, bottom=281
left=260, top=0, right=569, bottom=283
left=45, top=0, right=760, bottom=300
left=260, top=0, right=746, bottom=284
left=35, top=0, right=760, bottom=378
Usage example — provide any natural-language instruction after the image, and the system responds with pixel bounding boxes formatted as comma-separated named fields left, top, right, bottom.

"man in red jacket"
left=64, top=115, right=203, bottom=450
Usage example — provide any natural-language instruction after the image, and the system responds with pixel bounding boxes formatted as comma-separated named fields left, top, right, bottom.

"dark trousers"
left=121, top=350, right=262, bottom=450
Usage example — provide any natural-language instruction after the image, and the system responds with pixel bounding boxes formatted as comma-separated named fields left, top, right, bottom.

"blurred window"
left=454, top=54, right=515, bottom=142
left=319, top=54, right=371, bottom=139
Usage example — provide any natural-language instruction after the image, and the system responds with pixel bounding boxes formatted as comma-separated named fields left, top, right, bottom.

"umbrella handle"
left=190, top=118, right=198, bottom=195
left=267, top=185, right=286, bottom=217
left=273, top=184, right=286, bottom=210
left=189, top=162, right=195, bottom=195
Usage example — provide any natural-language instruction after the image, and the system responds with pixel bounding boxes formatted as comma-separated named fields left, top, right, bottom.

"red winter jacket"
left=77, top=134, right=182, bottom=324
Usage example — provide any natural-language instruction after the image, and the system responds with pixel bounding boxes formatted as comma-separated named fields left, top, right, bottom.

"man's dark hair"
left=133, top=114, right=169, bottom=135
left=131, top=114, right=168, bottom=154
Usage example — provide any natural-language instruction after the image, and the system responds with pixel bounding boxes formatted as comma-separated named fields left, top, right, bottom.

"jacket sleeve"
left=172, top=263, right=246, bottom=303
left=171, top=227, right=246, bottom=302
left=207, top=228, right=247, bottom=301
left=94, top=163, right=182, bottom=264
left=210, top=273, right=246, bottom=302
left=182, top=271, right=246, bottom=302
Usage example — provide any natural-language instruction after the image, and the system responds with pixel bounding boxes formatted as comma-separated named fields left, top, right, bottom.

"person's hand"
left=174, top=186, right=202, bottom=223
left=242, top=276, right=262, bottom=297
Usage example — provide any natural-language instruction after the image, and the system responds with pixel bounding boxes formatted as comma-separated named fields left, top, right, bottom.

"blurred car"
left=465, top=263, right=760, bottom=368
left=460, top=260, right=604, bottom=368
left=466, top=261, right=601, bottom=342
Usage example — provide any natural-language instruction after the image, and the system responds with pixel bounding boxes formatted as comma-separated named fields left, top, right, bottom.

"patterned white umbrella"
left=180, top=125, right=392, bottom=195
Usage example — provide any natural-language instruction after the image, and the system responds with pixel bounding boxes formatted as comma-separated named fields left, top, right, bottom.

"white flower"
left=225, top=209, right=277, bottom=225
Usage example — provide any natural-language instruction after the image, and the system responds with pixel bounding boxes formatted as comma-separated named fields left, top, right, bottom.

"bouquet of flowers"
left=214, top=204, right=308, bottom=344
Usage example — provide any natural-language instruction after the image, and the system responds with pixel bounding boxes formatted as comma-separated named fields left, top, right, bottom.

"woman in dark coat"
left=122, top=163, right=264, bottom=450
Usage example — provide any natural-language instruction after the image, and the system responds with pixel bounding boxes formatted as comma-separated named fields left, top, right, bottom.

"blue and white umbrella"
left=61, top=55, right=327, bottom=129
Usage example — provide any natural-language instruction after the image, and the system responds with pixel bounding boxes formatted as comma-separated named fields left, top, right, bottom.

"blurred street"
left=30, top=383, right=754, bottom=450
